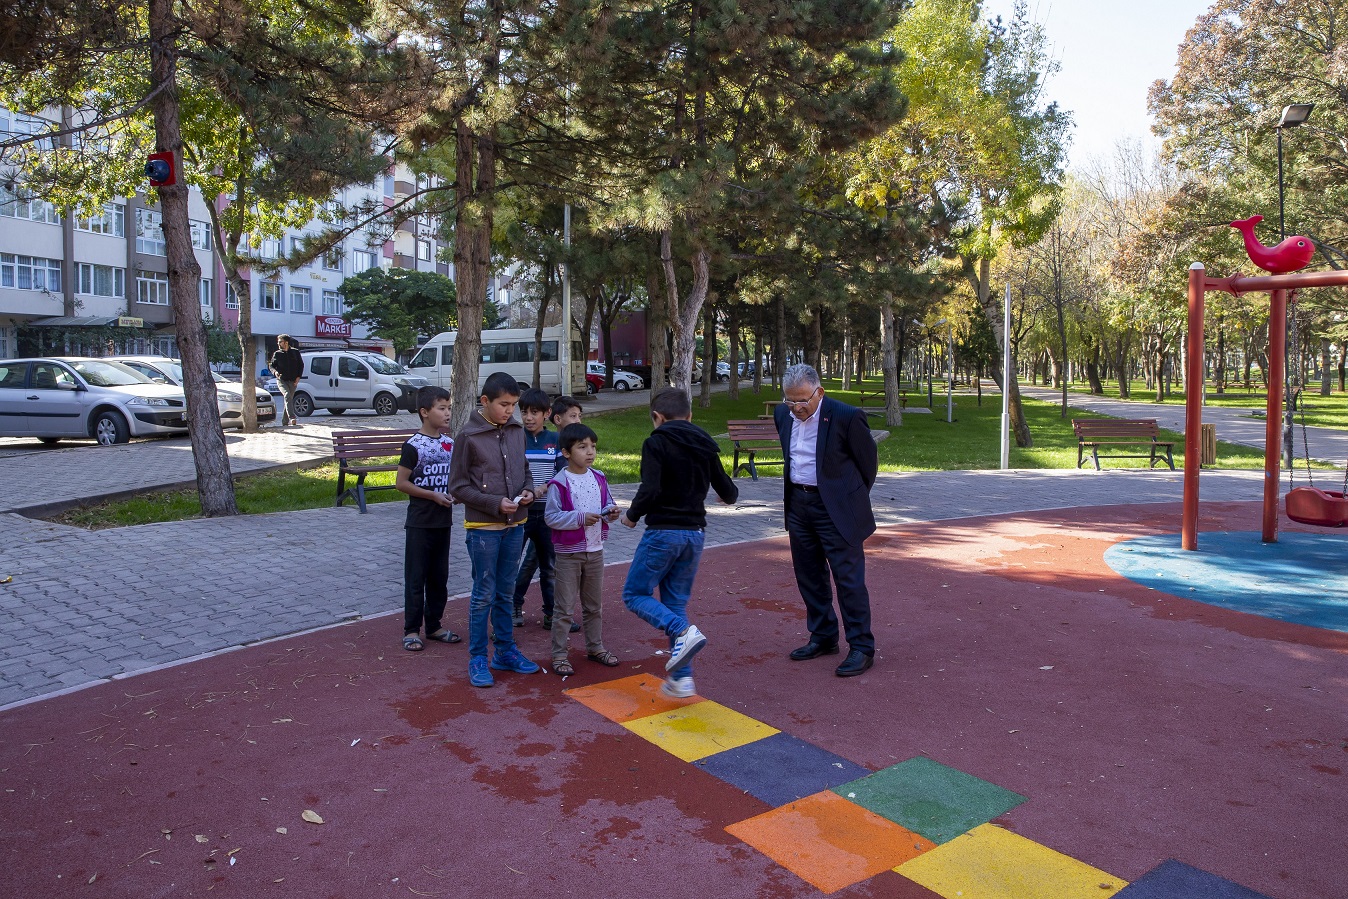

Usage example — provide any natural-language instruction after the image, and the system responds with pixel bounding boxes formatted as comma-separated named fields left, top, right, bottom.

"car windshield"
left=70, top=360, right=155, bottom=387
left=360, top=354, right=405, bottom=375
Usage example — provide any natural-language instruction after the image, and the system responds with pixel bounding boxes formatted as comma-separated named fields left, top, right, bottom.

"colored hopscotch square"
left=896, top=823, right=1126, bottom=898
left=694, top=732, right=872, bottom=807
left=622, top=700, right=779, bottom=762
left=1113, top=859, right=1273, bottom=898
left=564, top=673, right=702, bottom=724
left=835, top=755, right=1027, bottom=844
left=727, top=790, right=937, bottom=893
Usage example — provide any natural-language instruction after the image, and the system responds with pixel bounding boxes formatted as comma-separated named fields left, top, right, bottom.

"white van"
left=408, top=325, right=586, bottom=395
left=293, top=350, right=426, bottom=417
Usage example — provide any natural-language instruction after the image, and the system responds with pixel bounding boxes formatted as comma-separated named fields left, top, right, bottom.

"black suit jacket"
left=775, top=396, right=879, bottom=547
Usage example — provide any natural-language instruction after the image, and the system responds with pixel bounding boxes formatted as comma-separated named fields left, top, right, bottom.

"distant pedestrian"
left=620, top=387, right=738, bottom=698
left=269, top=335, right=303, bottom=426
left=774, top=363, right=879, bottom=677
left=449, top=372, right=541, bottom=688
left=394, top=386, right=460, bottom=652
left=512, top=388, right=559, bottom=628
left=544, top=423, right=622, bottom=676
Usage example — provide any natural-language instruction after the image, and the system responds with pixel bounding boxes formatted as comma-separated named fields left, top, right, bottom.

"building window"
left=416, top=238, right=431, bottom=261
left=224, top=281, right=245, bottom=310
left=0, top=183, right=60, bottom=224
left=259, top=281, right=283, bottom=310
left=77, top=263, right=126, bottom=298
left=200, top=278, right=213, bottom=306
left=75, top=203, right=126, bottom=237
left=0, top=108, right=56, bottom=150
left=190, top=220, right=213, bottom=252
left=137, top=272, right=170, bottom=305
left=136, top=208, right=166, bottom=256
left=352, top=249, right=377, bottom=273
left=322, top=246, right=344, bottom=271
left=289, top=285, right=312, bottom=313
left=322, top=289, right=343, bottom=315
left=0, top=254, right=62, bottom=291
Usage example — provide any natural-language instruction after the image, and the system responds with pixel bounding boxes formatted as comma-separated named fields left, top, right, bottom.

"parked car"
left=296, top=349, right=426, bottom=416
left=714, top=361, right=731, bottom=381
left=586, top=362, right=645, bottom=392
left=113, top=356, right=276, bottom=429
left=0, top=357, right=189, bottom=445
left=585, top=372, right=604, bottom=395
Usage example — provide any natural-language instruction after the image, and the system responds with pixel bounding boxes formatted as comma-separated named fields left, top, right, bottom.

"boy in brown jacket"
left=448, top=372, right=541, bottom=688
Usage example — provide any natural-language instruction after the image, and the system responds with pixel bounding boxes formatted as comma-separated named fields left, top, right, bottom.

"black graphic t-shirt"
left=400, top=432, right=455, bottom=529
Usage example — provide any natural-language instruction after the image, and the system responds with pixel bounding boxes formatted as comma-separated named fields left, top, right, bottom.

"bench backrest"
left=331, top=429, right=419, bottom=460
left=726, top=419, right=781, bottom=442
left=1072, top=418, right=1161, bottom=439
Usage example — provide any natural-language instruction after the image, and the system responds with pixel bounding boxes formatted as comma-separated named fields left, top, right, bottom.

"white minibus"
left=408, top=325, right=586, bottom=395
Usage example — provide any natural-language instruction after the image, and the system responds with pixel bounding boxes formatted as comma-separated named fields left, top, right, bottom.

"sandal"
left=554, top=660, right=574, bottom=676
left=586, top=650, right=620, bottom=667
left=403, top=634, right=424, bottom=652
left=426, top=629, right=461, bottom=644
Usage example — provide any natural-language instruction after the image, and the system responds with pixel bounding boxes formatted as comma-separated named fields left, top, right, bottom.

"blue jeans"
left=622, top=528, right=704, bottom=678
left=465, top=526, right=526, bottom=658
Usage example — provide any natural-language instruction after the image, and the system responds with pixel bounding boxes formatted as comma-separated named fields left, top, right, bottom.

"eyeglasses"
left=781, top=387, right=821, bottom=408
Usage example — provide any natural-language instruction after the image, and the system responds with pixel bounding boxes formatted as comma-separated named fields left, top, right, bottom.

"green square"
left=832, top=756, right=1026, bottom=844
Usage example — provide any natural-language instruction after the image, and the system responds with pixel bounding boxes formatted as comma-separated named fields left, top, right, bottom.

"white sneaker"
left=660, top=676, right=696, bottom=699
left=666, top=624, right=706, bottom=671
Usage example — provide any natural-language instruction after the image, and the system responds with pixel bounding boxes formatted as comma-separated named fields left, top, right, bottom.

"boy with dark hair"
left=550, top=395, right=584, bottom=429
left=511, top=387, right=558, bottom=628
left=395, top=385, right=460, bottom=652
left=620, top=387, right=738, bottom=698
left=448, top=372, right=541, bottom=688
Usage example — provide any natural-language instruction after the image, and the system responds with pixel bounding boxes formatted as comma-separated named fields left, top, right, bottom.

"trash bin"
left=1201, top=423, right=1217, bottom=466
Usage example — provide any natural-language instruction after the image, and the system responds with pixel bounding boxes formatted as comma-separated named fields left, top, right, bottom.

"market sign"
left=315, top=315, right=352, bottom=338
left=117, top=316, right=144, bottom=328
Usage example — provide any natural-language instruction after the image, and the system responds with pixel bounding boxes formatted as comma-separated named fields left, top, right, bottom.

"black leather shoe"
left=789, top=640, right=840, bottom=661
left=835, top=649, right=874, bottom=677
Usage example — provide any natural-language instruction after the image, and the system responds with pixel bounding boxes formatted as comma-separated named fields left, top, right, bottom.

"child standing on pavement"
left=395, top=386, right=461, bottom=652
left=511, top=389, right=559, bottom=628
left=620, top=387, right=738, bottom=698
left=544, top=423, right=622, bottom=676
left=448, top=372, right=541, bottom=688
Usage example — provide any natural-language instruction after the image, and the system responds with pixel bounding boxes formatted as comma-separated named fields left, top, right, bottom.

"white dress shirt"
left=788, top=402, right=821, bottom=486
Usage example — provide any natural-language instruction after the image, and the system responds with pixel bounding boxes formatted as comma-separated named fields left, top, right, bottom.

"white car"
left=0, top=357, right=189, bottom=445
left=586, top=362, right=644, bottom=392
left=113, top=356, right=276, bottom=429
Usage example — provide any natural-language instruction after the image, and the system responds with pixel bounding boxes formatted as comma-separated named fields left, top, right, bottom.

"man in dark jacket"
left=269, top=334, right=304, bottom=426
left=620, top=387, right=738, bottom=698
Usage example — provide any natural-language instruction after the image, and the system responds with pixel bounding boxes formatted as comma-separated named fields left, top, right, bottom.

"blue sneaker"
left=490, top=647, right=541, bottom=674
left=469, top=655, right=494, bottom=688
left=666, top=624, right=706, bottom=671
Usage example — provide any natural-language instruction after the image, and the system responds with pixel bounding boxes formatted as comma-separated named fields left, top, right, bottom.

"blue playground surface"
left=1104, top=530, right=1348, bottom=632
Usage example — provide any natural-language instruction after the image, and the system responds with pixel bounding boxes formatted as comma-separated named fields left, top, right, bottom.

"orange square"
left=726, top=790, right=936, bottom=893
left=564, top=673, right=702, bottom=724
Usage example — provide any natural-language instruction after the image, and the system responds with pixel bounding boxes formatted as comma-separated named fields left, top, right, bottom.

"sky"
left=980, top=0, right=1216, bottom=171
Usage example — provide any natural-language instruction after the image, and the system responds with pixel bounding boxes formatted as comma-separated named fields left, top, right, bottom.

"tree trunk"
left=645, top=252, right=668, bottom=390
left=726, top=302, right=740, bottom=401
left=1215, top=325, right=1226, bottom=394
left=879, top=299, right=903, bottom=427
left=841, top=314, right=853, bottom=390
left=149, top=0, right=236, bottom=516
left=752, top=314, right=763, bottom=394
left=698, top=300, right=714, bottom=407
left=450, top=115, right=495, bottom=433
left=659, top=229, right=709, bottom=395
left=972, top=259, right=1029, bottom=446
left=532, top=263, right=554, bottom=388
left=773, top=294, right=786, bottom=390
left=1321, top=337, right=1332, bottom=396
left=1085, top=340, right=1103, bottom=394
left=805, top=306, right=822, bottom=372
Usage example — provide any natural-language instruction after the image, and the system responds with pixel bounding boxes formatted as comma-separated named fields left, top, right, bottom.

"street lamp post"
left=1276, top=102, right=1313, bottom=470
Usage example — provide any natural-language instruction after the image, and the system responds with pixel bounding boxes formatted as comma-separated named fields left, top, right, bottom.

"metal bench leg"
left=336, top=467, right=348, bottom=507
left=356, top=473, right=369, bottom=513
left=747, top=450, right=758, bottom=481
left=1092, top=447, right=1102, bottom=471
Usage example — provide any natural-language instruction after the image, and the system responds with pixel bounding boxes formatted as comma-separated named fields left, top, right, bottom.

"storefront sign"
left=315, top=315, right=352, bottom=338
left=117, top=316, right=144, bottom=328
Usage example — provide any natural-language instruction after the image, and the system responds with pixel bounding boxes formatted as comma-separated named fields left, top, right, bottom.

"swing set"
left=1181, top=225, right=1348, bottom=549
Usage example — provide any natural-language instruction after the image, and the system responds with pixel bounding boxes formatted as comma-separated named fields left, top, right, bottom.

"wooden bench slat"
left=332, top=429, right=420, bottom=513
left=726, top=419, right=782, bottom=481
left=1072, top=418, right=1175, bottom=471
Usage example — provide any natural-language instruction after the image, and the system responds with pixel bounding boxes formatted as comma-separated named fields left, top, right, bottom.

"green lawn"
left=51, top=381, right=1271, bottom=530
left=1060, top=378, right=1348, bottom=429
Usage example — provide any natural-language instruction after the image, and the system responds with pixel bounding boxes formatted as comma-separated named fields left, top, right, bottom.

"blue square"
left=1114, top=860, right=1273, bottom=899
left=693, top=732, right=871, bottom=807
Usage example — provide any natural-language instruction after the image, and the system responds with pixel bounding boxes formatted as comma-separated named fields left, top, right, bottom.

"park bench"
left=332, top=428, right=418, bottom=512
left=727, top=419, right=783, bottom=480
left=1072, top=418, right=1175, bottom=471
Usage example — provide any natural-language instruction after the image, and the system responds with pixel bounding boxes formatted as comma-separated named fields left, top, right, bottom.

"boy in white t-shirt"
left=543, top=423, right=622, bottom=675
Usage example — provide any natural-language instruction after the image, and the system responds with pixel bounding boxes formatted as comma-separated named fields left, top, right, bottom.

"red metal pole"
left=1182, top=264, right=1205, bottom=550
left=1263, top=288, right=1288, bottom=542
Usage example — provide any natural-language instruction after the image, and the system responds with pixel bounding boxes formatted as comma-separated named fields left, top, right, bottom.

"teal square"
left=832, top=756, right=1026, bottom=844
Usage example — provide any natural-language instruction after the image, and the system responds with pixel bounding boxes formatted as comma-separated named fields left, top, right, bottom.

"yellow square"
left=897, top=823, right=1127, bottom=898
left=621, top=700, right=779, bottom=762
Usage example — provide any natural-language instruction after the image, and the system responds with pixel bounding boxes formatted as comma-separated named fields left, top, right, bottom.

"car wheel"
left=39, top=437, right=61, bottom=445
left=586, top=381, right=597, bottom=396
left=517, top=381, right=530, bottom=390
left=293, top=392, right=315, bottom=418
left=615, top=380, right=630, bottom=392
left=327, top=408, right=346, bottom=416
left=373, top=392, right=398, bottom=416
left=92, top=410, right=130, bottom=445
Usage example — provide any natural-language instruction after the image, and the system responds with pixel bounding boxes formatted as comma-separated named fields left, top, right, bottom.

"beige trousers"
left=551, top=550, right=606, bottom=662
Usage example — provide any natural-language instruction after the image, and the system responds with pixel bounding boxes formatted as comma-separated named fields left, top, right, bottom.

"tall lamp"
left=1276, top=103, right=1313, bottom=470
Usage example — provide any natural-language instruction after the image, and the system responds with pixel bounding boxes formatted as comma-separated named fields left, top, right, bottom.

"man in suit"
left=774, top=363, right=879, bottom=676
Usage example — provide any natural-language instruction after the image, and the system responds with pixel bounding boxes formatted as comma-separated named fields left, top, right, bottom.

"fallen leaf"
left=195, top=835, right=208, bottom=843
left=87, top=875, right=97, bottom=884
left=276, top=827, right=287, bottom=835
left=302, top=810, right=324, bottom=825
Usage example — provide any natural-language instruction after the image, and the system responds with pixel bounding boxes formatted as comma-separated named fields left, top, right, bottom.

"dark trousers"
left=513, top=509, right=556, bottom=616
left=786, top=489, right=874, bottom=654
left=404, top=526, right=450, bottom=635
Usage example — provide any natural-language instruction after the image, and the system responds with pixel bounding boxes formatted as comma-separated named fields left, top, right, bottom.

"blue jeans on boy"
left=466, top=526, right=527, bottom=659
left=622, top=528, right=704, bottom=679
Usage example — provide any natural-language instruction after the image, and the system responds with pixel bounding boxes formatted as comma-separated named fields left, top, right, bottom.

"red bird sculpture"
left=1230, top=214, right=1315, bottom=274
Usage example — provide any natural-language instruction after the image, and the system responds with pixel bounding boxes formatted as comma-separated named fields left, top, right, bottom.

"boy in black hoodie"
left=619, top=387, right=738, bottom=698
